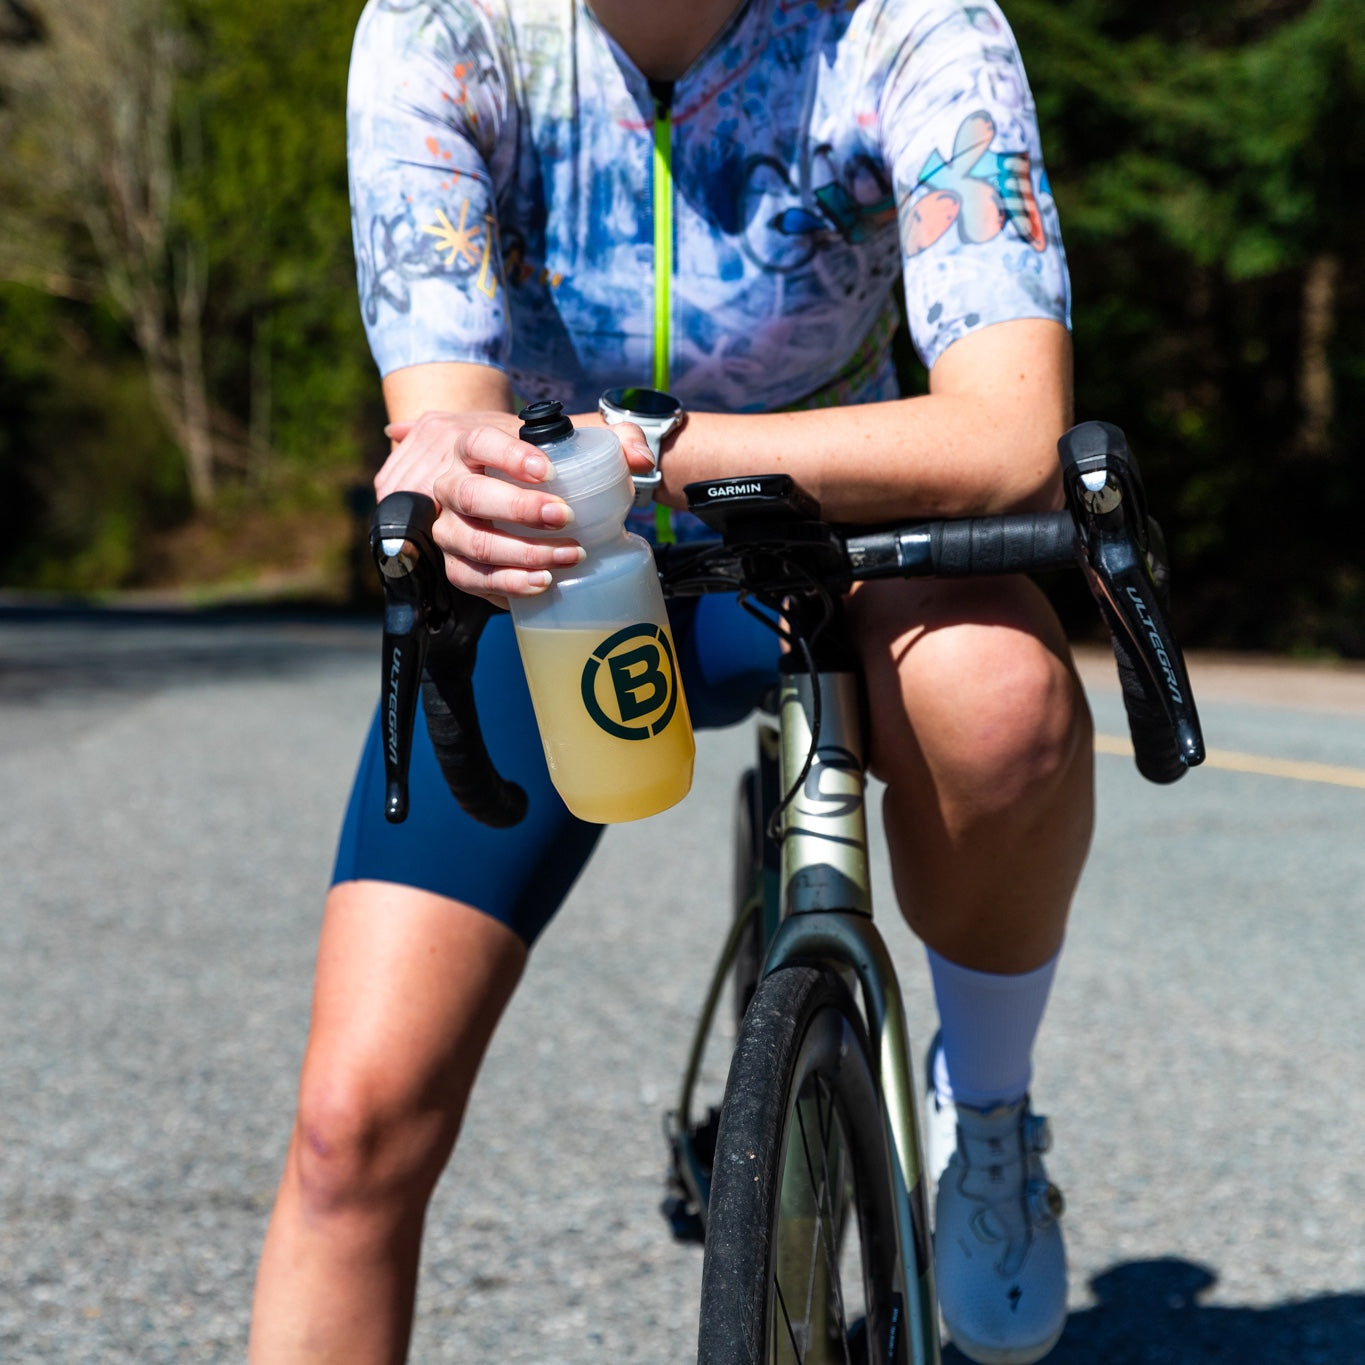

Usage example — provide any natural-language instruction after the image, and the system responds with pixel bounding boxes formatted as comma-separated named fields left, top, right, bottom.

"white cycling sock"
left=926, top=945, right=1060, bottom=1111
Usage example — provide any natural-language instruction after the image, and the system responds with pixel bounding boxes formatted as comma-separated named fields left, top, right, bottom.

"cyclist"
left=249, top=2, right=1093, bottom=1361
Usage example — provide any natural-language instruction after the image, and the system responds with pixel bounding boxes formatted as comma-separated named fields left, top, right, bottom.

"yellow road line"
left=1094, top=733, right=1365, bottom=789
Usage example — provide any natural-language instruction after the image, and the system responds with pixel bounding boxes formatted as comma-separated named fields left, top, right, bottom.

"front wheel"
left=731, top=724, right=781, bottom=1026
left=698, top=966, right=908, bottom=1364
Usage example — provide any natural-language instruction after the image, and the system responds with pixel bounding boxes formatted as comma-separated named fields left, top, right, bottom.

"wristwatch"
left=598, top=387, right=685, bottom=507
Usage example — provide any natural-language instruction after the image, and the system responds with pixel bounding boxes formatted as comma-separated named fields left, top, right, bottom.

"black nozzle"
left=518, top=400, right=573, bottom=446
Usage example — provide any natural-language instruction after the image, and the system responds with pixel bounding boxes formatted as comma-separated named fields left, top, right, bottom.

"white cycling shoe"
left=927, top=1081, right=1068, bottom=1365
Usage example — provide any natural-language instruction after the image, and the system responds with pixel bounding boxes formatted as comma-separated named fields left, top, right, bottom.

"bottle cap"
left=497, top=400, right=631, bottom=539
left=518, top=400, right=629, bottom=501
left=518, top=400, right=573, bottom=446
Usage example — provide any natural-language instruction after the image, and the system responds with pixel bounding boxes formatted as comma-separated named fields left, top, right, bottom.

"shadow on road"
left=944, top=1259, right=1364, bottom=1364
left=0, top=602, right=378, bottom=700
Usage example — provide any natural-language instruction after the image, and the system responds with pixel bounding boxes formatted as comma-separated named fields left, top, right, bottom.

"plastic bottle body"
left=497, top=416, right=694, bottom=822
left=509, top=536, right=694, bottom=821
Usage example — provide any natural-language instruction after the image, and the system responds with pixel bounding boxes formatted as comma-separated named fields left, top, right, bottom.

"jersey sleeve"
left=873, top=0, right=1071, bottom=372
left=347, top=0, right=516, bottom=378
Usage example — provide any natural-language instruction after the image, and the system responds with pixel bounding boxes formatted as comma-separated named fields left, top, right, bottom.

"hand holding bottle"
left=377, top=408, right=654, bottom=604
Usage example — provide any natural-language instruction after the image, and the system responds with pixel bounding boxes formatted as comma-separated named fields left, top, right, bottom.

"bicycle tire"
left=731, top=766, right=764, bottom=1024
left=699, top=965, right=907, bottom=1365
left=731, top=725, right=782, bottom=1026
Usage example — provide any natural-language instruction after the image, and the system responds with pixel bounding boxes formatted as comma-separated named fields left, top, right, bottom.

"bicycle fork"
left=762, top=664, right=942, bottom=1365
left=666, top=660, right=942, bottom=1362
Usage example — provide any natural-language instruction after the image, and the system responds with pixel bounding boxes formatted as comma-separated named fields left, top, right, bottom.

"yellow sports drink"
left=496, top=400, right=695, bottom=822
left=515, top=622, right=694, bottom=823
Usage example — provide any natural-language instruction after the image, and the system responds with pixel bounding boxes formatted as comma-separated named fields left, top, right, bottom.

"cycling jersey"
left=347, top=0, right=1070, bottom=416
left=338, top=0, right=1074, bottom=938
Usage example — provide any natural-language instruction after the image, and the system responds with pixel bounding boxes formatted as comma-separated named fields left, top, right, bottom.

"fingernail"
left=528, top=570, right=553, bottom=589
left=525, top=454, right=556, bottom=480
left=383, top=424, right=396, bottom=437
left=552, top=545, right=586, bottom=565
left=541, top=501, right=575, bottom=528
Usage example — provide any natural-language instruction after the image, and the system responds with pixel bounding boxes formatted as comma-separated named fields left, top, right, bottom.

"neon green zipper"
left=652, top=90, right=675, bottom=544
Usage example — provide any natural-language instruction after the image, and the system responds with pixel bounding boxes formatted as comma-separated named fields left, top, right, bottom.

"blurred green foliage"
left=0, top=0, right=380, bottom=594
left=1010, top=0, right=1365, bottom=653
left=175, top=0, right=377, bottom=466
left=0, top=286, right=189, bottom=590
left=0, top=0, right=1361, bottom=651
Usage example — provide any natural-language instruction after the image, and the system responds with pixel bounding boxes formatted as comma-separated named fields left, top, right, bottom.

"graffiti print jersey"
left=348, top=0, right=1070, bottom=415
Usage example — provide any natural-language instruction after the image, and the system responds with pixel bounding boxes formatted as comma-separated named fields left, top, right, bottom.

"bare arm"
left=370, top=319, right=1069, bottom=601
left=374, top=361, right=517, bottom=502
left=648, top=319, right=1073, bottom=520
left=373, top=360, right=654, bottom=602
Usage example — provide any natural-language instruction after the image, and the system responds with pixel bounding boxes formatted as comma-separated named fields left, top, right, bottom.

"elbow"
left=927, top=317, right=1074, bottom=516
left=1003, top=442, right=1066, bottom=515
left=978, top=419, right=1067, bottom=516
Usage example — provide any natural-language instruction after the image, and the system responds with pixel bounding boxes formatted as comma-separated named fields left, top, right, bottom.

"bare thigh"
left=293, top=880, right=529, bottom=1207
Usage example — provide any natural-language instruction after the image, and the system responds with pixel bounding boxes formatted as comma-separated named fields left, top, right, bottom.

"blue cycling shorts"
left=332, top=593, right=781, bottom=945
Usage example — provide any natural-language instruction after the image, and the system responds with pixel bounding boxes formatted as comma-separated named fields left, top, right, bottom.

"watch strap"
left=597, top=394, right=682, bottom=508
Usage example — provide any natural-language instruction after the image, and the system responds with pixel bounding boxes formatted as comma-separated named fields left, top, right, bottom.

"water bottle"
left=495, top=400, right=694, bottom=822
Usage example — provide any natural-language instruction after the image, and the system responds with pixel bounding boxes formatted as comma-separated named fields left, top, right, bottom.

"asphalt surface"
left=0, top=607, right=1362, bottom=1363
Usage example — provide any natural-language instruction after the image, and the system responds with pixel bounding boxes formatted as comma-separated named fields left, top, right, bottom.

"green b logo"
left=580, top=623, right=680, bottom=740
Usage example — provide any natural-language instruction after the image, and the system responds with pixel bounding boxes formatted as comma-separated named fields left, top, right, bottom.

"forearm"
left=655, top=320, right=1073, bottom=521
left=381, top=361, right=515, bottom=425
left=372, top=323, right=1072, bottom=524
left=374, top=362, right=522, bottom=504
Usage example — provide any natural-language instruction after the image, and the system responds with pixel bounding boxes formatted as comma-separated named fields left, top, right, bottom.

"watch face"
left=601, top=386, right=682, bottom=420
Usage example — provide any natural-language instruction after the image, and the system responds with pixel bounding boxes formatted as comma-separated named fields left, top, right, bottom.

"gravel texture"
left=0, top=610, right=1361, bottom=1362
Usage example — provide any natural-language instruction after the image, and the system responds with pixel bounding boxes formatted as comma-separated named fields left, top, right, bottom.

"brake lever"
left=370, top=491, right=450, bottom=822
left=1059, top=421, right=1205, bottom=777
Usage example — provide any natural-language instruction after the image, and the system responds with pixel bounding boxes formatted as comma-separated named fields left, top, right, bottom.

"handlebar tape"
left=927, top=509, right=1076, bottom=576
left=421, top=610, right=529, bottom=829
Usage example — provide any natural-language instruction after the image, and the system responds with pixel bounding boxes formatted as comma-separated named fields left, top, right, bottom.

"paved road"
left=0, top=608, right=1362, bottom=1362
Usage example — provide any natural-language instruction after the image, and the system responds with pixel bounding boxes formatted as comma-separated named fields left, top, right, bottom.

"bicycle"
left=369, top=416, right=1204, bottom=1364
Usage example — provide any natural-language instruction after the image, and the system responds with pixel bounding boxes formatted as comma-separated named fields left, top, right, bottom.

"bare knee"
left=909, top=626, right=1087, bottom=814
left=277, top=884, right=527, bottom=1231
left=855, top=577, right=1091, bottom=817
left=850, top=579, right=1094, bottom=966
left=289, top=1073, right=459, bottom=1228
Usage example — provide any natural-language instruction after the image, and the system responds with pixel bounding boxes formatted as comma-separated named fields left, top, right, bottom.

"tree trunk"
left=249, top=311, right=273, bottom=486
left=1293, top=252, right=1339, bottom=460
left=175, top=247, right=214, bottom=506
